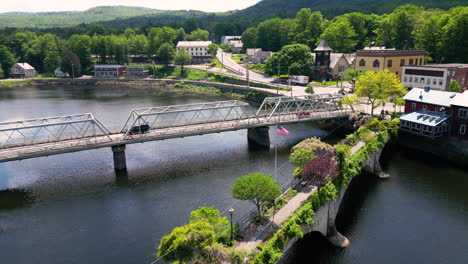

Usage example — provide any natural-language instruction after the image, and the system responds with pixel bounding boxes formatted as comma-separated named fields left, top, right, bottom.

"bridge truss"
left=256, top=94, right=345, bottom=121
left=0, top=113, right=112, bottom=151
left=121, top=100, right=259, bottom=137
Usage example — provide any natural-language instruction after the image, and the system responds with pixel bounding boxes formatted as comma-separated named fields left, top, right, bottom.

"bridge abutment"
left=112, top=145, right=127, bottom=171
left=364, top=149, right=390, bottom=178
left=247, top=126, right=270, bottom=149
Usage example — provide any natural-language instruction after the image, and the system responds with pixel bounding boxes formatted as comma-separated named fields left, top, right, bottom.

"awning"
left=400, top=111, right=450, bottom=127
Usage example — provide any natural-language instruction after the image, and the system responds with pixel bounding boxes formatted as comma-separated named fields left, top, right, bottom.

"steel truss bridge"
left=0, top=94, right=350, bottom=167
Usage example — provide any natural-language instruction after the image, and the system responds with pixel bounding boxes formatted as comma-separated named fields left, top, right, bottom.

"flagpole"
left=274, top=143, right=277, bottom=183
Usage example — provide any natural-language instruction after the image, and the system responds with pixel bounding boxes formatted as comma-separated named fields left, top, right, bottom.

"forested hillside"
left=0, top=6, right=167, bottom=28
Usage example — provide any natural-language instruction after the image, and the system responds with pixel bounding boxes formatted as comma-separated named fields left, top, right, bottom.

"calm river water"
left=0, top=86, right=467, bottom=264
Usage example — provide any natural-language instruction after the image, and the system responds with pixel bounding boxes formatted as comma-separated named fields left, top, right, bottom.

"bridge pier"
left=112, top=145, right=127, bottom=171
left=247, top=126, right=270, bottom=149
left=364, top=149, right=390, bottom=178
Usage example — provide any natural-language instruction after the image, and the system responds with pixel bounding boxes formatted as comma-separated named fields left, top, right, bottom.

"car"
left=128, top=124, right=150, bottom=135
left=296, top=111, right=311, bottom=117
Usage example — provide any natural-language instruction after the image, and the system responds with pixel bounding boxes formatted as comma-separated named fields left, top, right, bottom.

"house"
left=311, top=52, right=355, bottom=80
left=229, top=40, right=243, bottom=54
left=355, top=47, right=426, bottom=77
left=176, top=41, right=212, bottom=63
left=125, top=65, right=149, bottom=78
left=450, top=91, right=468, bottom=140
left=246, top=48, right=273, bottom=64
left=10, top=63, right=36, bottom=78
left=400, top=87, right=462, bottom=139
left=221, top=36, right=241, bottom=44
left=402, top=64, right=468, bottom=91
left=94, top=65, right=126, bottom=78
left=54, top=67, right=69, bottom=78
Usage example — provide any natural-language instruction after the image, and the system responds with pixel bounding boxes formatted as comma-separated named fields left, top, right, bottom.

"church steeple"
left=314, top=39, right=333, bottom=81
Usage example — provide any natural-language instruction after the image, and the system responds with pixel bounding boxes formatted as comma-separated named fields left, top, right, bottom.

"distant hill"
left=233, top=0, right=468, bottom=19
left=0, top=6, right=168, bottom=28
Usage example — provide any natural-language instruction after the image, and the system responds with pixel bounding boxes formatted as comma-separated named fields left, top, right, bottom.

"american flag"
left=276, top=124, right=289, bottom=136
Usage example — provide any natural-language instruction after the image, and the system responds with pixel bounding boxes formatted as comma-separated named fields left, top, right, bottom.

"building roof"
left=403, top=87, right=459, bottom=107
left=246, top=48, right=262, bottom=56
left=450, top=91, right=468, bottom=107
left=419, top=63, right=468, bottom=69
left=314, top=39, right=333, bottom=52
left=400, top=111, right=451, bottom=127
left=229, top=40, right=243, bottom=48
left=344, top=54, right=356, bottom=64
left=94, top=65, right=125, bottom=68
left=363, top=46, right=395, bottom=51
left=176, top=41, right=212, bottom=48
left=14, top=63, right=35, bottom=70
left=356, top=48, right=426, bottom=56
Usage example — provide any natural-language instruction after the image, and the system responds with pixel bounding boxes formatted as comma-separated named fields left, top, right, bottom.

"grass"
left=311, top=80, right=341, bottom=86
left=153, top=66, right=208, bottom=80
left=248, top=64, right=266, bottom=74
left=231, top=54, right=245, bottom=64
left=210, top=58, right=223, bottom=69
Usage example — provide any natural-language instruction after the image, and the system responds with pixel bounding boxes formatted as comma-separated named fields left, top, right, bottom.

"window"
left=439, top=79, right=443, bottom=85
left=459, top=109, right=468, bottom=119
left=387, top=60, right=393, bottom=67
left=427, top=78, right=431, bottom=85
left=415, top=59, right=418, bottom=66
left=415, top=77, right=419, bottom=83
left=400, top=59, right=405, bottom=66
left=420, top=77, right=425, bottom=83
left=419, top=58, right=423, bottom=65
left=373, top=59, right=380, bottom=68
left=409, top=76, right=413, bottom=82
left=461, top=124, right=467, bottom=135
left=409, top=59, right=414, bottom=65
left=435, top=107, right=439, bottom=112
left=433, top=79, right=437, bottom=85
left=422, top=105, right=427, bottom=111
left=404, top=76, right=408, bottom=82
left=412, top=103, right=416, bottom=110
left=359, top=59, right=366, bottom=67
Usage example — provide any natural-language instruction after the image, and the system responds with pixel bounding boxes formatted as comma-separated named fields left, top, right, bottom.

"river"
left=0, top=85, right=467, bottom=264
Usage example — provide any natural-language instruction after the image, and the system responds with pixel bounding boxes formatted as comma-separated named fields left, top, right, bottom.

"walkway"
left=236, top=185, right=318, bottom=251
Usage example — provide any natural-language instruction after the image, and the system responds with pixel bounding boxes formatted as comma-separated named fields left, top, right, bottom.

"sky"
left=0, top=0, right=262, bottom=13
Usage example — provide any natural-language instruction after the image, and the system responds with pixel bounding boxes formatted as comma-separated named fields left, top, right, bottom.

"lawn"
left=311, top=80, right=342, bottom=86
left=248, top=64, right=266, bottom=74
left=231, top=54, right=245, bottom=64
left=152, top=66, right=208, bottom=80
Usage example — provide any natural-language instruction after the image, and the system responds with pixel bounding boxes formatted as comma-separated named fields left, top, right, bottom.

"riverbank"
left=397, top=133, right=468, bottom=168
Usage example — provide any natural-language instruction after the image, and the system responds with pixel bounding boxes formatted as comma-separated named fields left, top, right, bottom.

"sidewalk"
left=236, top=185, right=317, bottom=251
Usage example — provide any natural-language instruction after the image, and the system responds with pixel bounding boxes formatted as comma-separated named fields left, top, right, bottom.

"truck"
left=290, top=75, right=309, bottom=85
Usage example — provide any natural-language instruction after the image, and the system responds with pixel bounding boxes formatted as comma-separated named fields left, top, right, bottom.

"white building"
left=10, top=63, right=36, bottom=78
left=229, top=40, right=243, bottom=54
left=176, top=41, right=212, bottom=63
left=54, top=67, right=69, bottom=78
left=402, top=65, right=448, bottom=91
left=221, top=36, right=241, bottom=44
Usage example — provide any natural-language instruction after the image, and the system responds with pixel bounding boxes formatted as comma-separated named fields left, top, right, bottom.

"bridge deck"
left=0, top=110, right=349, bottom=163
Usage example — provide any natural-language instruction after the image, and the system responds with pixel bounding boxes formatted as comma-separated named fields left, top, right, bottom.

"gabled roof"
left=400, top=110, right=450, bottom=127
left=403, top=87, right=459, bottom=107
left=314, top=39, right=333, bottom=52
left=176, top=41, right=212, bottom=48
left=14, top=63, right=35, bottom=70
left=450, top=90, right=468, bottom=107
left=246, top=48, right=262, bottom=56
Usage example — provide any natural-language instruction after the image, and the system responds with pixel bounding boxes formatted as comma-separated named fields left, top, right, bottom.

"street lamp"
left=229, top=208, right=234, bottom=245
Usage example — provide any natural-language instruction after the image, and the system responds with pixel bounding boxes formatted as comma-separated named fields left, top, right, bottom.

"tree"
left=241, top=27, right=257, bottom=52
left=174, top=48, right=191, bottom=73
left=219, top=43, right=232, bottom=52
left=290, top=137, right=335, bottom=168
left=158, top=43, right=175, bottom=66
left=208, top=43, right=219, bottom=59
left=355, top=70, right=406, bottom=116
left=68, top=34, right=92, bottom=74
left=449, top=79, right=462, bottom=92
left=189, top=206, right=229, bottom=242
left=187, top=29, right=209, bottom=41
left=157, top=220, right=215, bottom=263
left=61, top=49, right=81, bottom=77
left=320, top=17, right=357, bottom=53
left=341, top=94, right=360, bottom=112
left=302, top=153, right=339, bottom=187
left=440, top=7, right=468, bottom=63
left=232, top=173, right=281, bottom=218
left=343, top=68, right=362, bottom=90
left=265, top=44, right=314, bottom=77
left=0, top=45, right=15, bottom=78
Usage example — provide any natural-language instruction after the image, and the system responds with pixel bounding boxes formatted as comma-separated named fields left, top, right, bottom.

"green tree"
left=219, top=43, right=232, bottom=52
left=158, top=43, right=175, bottom=66
left=448, top=79, right=462, bottom=92
left=157, top=220, right=215, bottom=263
left=68, top=34, right=92, bottom=73
left=174, top=48, right=191, bottom=73
left=265, top=44, right=314, bottom=77
left=208, top=43, right=219, bottom=59
left=189, top=206, right=229, bottom=242
left=413, top=11, right=445, bottom=63
left=355, top=70, right=405, bottom=116
left=341, top=94, right=360, bottom=112
left=61, top=49, right=81, bottom=77
left=232, top=173, right=281, bottom=218
left=241, top=27, right=257, bottom=52
left=440, top=7, right=468, bottom=63
left=343, top=68, right=362, bottom=90
left=187, top=29, right=209, bottom=41
left=320, top=17, right=357, bottom=53
left=128, top=34, right=148, bottom=55
left=0, top=45, right=15, bottom=78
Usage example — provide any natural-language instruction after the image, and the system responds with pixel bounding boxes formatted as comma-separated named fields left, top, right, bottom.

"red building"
left=450, top=91, right=468, bottom=141
left=94, top=65, right=126, bottom=78
left=403, top=87, right=455, bottom=114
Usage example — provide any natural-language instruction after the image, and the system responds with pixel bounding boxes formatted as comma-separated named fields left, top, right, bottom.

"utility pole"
left=71, top=63, right=75, bottom=79
left=245, top=57, right=250, bottom=88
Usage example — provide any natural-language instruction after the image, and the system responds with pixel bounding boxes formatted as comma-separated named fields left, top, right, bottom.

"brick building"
left=402, top=64, right=468, bottom=91
left=450, top=91, right=468, bottom=140
left=94, top=65, right=126, bottom=78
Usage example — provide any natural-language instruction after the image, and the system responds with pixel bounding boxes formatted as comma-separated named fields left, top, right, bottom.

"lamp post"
left=71, top=63, right=75, bottom=79
left=229, top=208, right=234, bottom=245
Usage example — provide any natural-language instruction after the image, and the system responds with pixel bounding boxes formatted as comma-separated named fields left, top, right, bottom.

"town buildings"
left=176, top=41, right=212, bottom=63
left=125, top=65, right=149, bottom=78
left=246, top=48, right=273, bottom=64
left=221, top=36, right=241, bottom=44
left=229, top=40, right=243, bottom=54
left=10, top=63, right=36, bottom=78
left=94, top=65, right=126, bottom=78
left=401, top=64, right=468, bottom=91
left=400, top=87, right=467, bottom=140
left=355, top=47, right=426, bottom=77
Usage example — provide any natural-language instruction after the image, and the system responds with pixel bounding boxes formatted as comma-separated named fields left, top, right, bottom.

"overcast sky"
left=0, top=0, right=261, bottom=13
